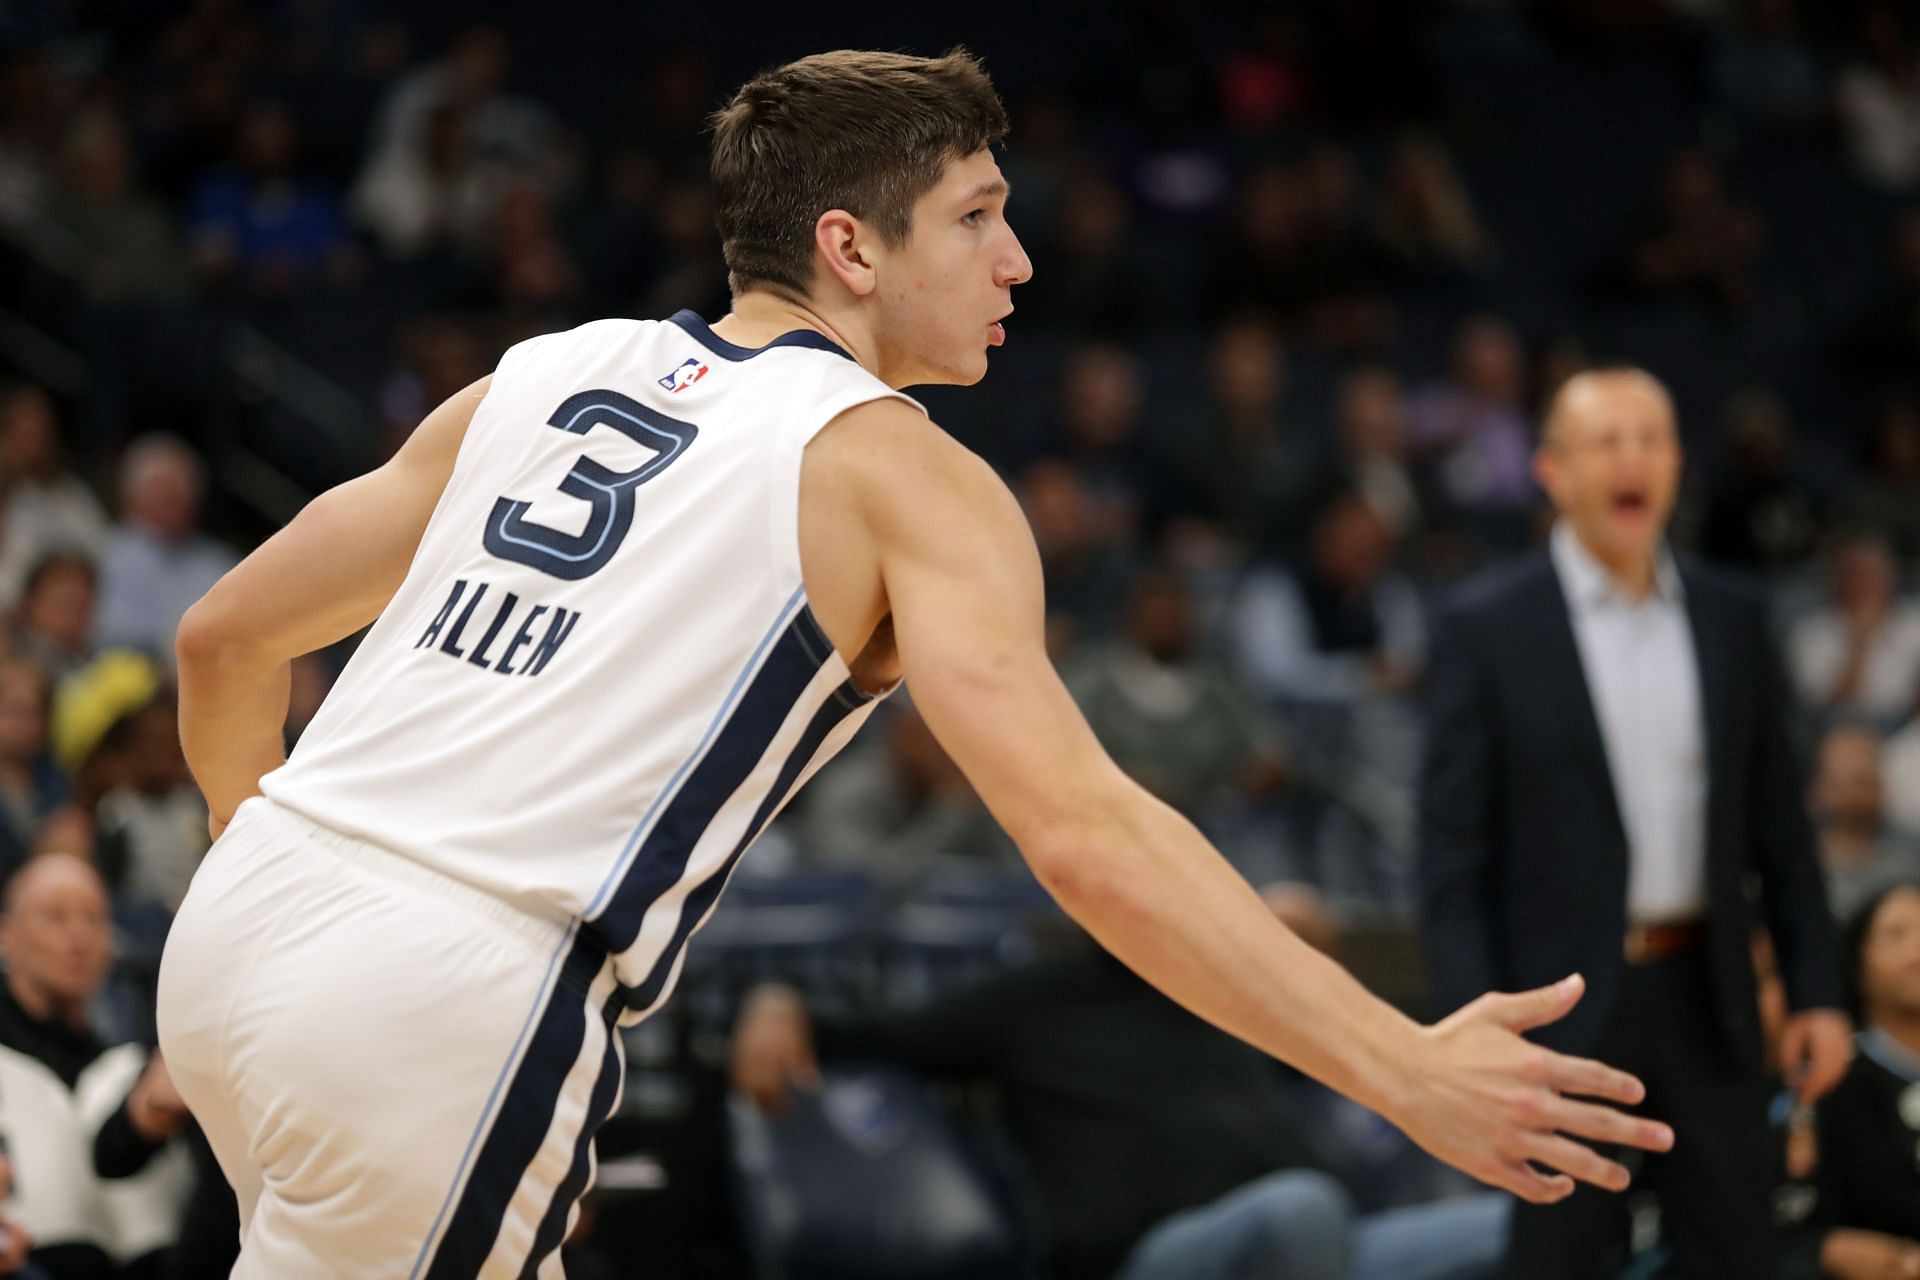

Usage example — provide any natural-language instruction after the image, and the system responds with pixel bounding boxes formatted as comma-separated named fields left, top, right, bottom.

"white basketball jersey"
left=261, top=312, right=917, bottom=1017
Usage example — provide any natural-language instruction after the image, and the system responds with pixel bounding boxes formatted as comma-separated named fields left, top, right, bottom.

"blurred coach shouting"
left=1418, top=368, right=1849, bottom=1278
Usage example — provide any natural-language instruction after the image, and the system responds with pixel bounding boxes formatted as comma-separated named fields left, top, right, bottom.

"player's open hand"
left=729, top=984, right=822, bottom=1116
left=1397, top=974, right=1674, bottom=1204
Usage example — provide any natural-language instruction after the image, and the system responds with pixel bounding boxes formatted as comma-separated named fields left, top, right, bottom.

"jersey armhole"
left=767, top=383, right=926, bottom=594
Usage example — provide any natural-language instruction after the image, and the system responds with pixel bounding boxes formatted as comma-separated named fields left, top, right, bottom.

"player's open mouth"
left=1609, top=489, right=1650, bottom=518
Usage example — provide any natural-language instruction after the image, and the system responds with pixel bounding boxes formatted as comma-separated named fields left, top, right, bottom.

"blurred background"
left=3, top=0, right=1920, bottom=1277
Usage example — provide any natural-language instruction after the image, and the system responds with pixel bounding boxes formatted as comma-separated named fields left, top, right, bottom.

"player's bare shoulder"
left=799, top=396, right=1029, bottom=677
left=803, top=396, right=1020, bottom=541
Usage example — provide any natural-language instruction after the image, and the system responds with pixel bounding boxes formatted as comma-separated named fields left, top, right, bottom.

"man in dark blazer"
left=1418, top=367, right=1851, bottom=1278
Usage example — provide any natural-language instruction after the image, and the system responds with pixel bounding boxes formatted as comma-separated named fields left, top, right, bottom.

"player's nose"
left=1000, top=227, right=1034, bottom=288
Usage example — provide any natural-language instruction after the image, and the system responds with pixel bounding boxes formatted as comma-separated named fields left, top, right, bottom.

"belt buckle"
left=1623, top=924, right=1653, bottom=964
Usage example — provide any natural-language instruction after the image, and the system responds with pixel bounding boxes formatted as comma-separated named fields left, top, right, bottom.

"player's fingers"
left=1493, top=1160, right=1575, bottom=1205
left=1544, top=1095, right=1673, bottom=1155
left=1516, top=1132, right=1632, bottom=1193
left=1541, top=1051, right=1645, bottom=1105
left=1487, top=974, right=1585, bottom=1033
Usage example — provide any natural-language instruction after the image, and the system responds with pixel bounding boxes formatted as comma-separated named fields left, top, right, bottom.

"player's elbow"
left=1025, top=832, right=1112, bottom=906
left=1016, top=801, right=1135, bottom=912
left=175, top=592, right=253, bottom=667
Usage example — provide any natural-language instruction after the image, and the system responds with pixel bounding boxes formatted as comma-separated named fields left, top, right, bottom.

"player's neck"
left=710, top=292, right=887, bottom=383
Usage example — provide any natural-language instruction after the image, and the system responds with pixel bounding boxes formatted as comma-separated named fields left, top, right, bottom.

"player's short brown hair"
left=709, top=48, right=1008, bottom=299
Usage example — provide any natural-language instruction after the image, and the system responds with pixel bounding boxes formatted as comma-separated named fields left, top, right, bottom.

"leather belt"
left=1623, top=919, right=1706, bottom=964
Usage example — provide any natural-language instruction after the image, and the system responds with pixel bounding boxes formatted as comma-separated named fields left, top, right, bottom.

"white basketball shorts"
left=157, top=795, right=625, bottom=1278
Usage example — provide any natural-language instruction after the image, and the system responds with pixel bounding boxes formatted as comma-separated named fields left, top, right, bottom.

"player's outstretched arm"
left=175, top=376, right=490, bottom=833
left=845, top=407, right=1673, bottom=1203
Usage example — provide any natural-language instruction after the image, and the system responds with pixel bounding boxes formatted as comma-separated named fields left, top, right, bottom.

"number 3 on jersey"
left=483, top=389, right=697, bottom=580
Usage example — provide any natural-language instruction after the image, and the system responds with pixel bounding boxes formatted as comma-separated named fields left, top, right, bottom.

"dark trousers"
left=1504, top=951, right=1776, bottom=1280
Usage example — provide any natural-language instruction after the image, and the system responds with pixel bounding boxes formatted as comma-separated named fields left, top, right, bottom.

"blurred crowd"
left=2, top=0, right=1920, bottom=1276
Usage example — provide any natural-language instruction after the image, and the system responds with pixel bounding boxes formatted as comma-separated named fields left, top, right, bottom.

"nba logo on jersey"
left=657, top=357, right=709, bottom=393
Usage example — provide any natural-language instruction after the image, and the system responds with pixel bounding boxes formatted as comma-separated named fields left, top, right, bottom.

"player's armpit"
left=177, top=375, right=489, bottom=663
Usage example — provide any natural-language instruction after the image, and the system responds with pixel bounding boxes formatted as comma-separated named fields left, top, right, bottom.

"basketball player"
left=156, top=49, right=1673, bottom=1276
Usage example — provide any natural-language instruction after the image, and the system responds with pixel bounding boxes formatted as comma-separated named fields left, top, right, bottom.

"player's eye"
left=962, top=209, right=986, bottom=227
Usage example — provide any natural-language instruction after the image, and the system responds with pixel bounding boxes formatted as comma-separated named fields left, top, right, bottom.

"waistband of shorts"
left=243, top=796, right=589, bottom=967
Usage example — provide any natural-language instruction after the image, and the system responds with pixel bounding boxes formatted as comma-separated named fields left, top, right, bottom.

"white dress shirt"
left=1551, top=523, right=1709, bottom=923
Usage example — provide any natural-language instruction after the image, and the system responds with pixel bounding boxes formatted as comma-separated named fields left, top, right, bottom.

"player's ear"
left=814, top=208, right=877, bottom=298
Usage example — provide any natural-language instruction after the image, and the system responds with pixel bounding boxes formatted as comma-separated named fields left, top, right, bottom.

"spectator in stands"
left=378, top=316, right=488, bottom=458
left=187, top=99, right=356, bottom=294
left=28, top=106, right=189, bottom=306
left=1787, top=531, right=1920, bottom=725
left=477, top=179, right=586, bottom=339
left=1043, top=344, right=1162, bottom=543
left=1810, top=724, right=1920, bottom=921
left=1204, top=161, right=1311, bottom=326
left=0, top=1046, right=91, bottom=1278
left=1065, top=565, right=1289, bottom=823
left=11, top=555, right=95, bottom=686
left=566, top=143, right=664, bottom=310
left=138, top=38, right=248, bottom=206
left=350, top=100, right=498, bottom=259
left=50, top=650, right=157, bottom=805
left=635, top=177, right=730, bottom=320
left=1371, top=134, right=1492, bottom=284
left=0, top=854, right=110, bottom=1089
left=1846, top=213, right=1920, bottom=398
left=0, top=48, right=60, bottom=230
left=0, top=854, right=205, bottom=1276
left=1609, top=145, right=1768, bottom=316
left=1172, top=317, right=1322, bottom=557
left=1289, top=143, right=1393, bottom=350
left=93, top=435, right=236, bottom=664
left=1233, top=485, right=1426, bottom=708
left=1842, top=399, right=1920, bottom=565
left=1019, top=170, right=1166, bottom=336
left=1813, top=883, right=1920, bottom=1274
left=1706, top=0, right=1828, bottom=131
left=0, top=385, right=108, bottom=614
left=1403, top=315, right=1536, bottom=520
left=1838, top=7, right=1920, bottom=188
left=360, top=24, right=565, bottom=217
left=87, top=688, right=206, bottom=916
left=1886, top=716, right=1920, bottom=836
left=1697, top=388, right=1825, bottom=572
left=0, top=660, right=67, bottom=886
left=731, top=887, right=1508, bottom=1280
left=797, top=697, right=1014, bottom=889
left=1020, top=460, right=1138, bottom=657
left=1334, top=365, right=1427, bottom=546
left=29, top=808, right=90, bottom=862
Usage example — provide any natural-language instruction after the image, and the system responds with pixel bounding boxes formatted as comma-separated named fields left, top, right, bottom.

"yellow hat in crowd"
left=51, top=650, right=161, bottom=775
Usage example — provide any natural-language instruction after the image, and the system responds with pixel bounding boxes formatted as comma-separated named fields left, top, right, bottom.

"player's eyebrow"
left=959, top=179, right=1010, bottom=205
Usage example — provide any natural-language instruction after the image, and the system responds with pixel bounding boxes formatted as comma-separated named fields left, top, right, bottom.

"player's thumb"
left=1491, top=973, right=1585, bottom=1033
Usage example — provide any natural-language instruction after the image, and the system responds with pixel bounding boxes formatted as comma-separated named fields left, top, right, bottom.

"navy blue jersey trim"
left=517, top=991, right=624, bottom=1279
left=422, top=935, right=605, bottom=1279
left=622, top=679, right=865, bottom=1013
left=588, top=609, right=832, bottom=957
left=666, top=309, right=854, bottom=362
